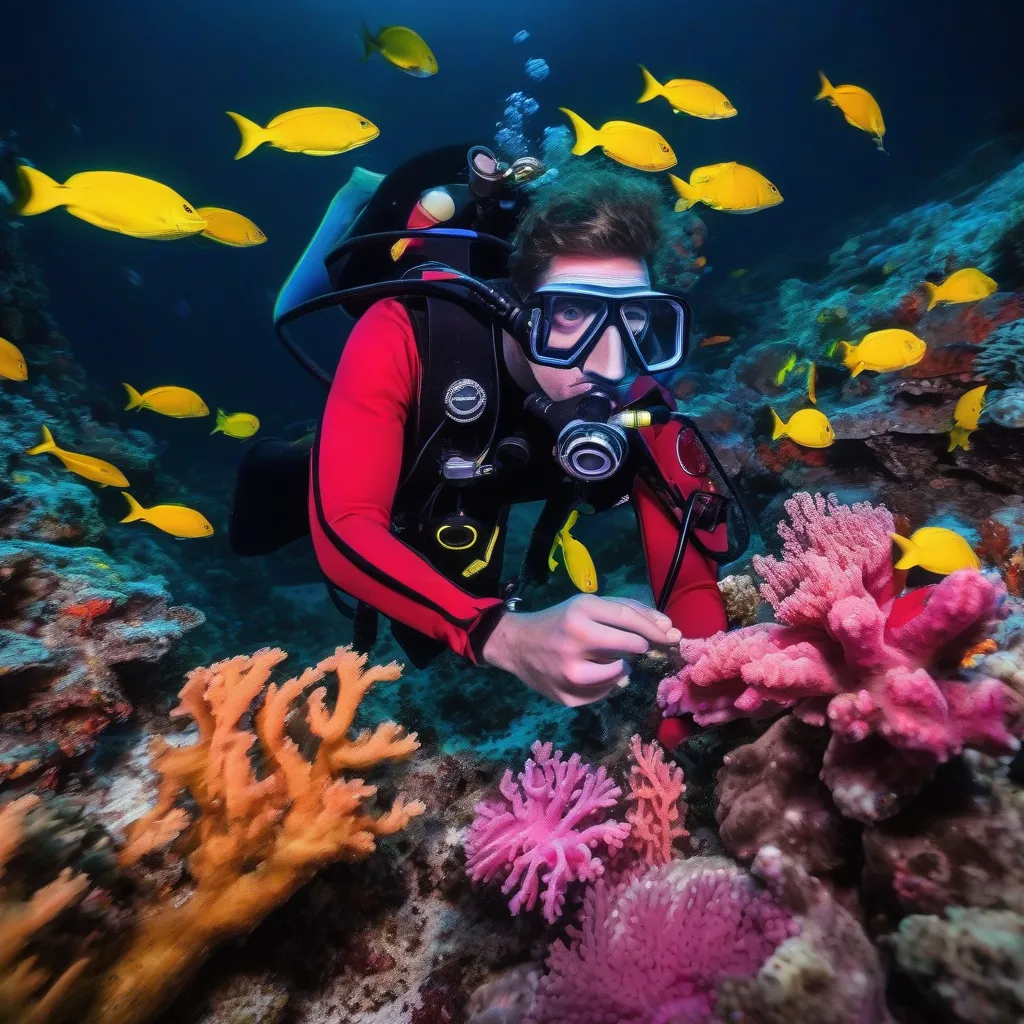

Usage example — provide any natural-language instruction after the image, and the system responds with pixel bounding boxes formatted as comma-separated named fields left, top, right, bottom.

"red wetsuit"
left=310, top=298, right=727, bottom=665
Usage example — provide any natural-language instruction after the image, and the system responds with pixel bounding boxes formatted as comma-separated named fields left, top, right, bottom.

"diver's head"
left=504, top=161, right=686, bottom=403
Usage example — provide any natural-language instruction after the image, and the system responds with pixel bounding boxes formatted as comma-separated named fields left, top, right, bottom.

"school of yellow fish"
left=1, top=18, right=1002, bottom=567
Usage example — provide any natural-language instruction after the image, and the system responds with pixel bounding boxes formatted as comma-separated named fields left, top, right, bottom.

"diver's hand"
left=481, top=595, right=681, bottom=707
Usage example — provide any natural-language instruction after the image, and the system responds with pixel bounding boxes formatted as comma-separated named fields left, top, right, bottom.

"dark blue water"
left=3, top=0, right=1023, bottom=481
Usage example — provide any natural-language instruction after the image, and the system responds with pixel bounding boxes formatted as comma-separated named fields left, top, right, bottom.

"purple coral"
left=658, top=493, right=1020, bottom=821
left=526, top=857, right=797, bottom=1023
left=464, top=741, right=630, bottom=923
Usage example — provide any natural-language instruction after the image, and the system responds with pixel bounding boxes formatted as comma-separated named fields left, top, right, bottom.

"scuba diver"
left=233, top=144, right=747, bottom=715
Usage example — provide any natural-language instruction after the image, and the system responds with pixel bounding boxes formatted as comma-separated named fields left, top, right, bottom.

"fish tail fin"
left=210, top=409, right=225, bottom=435
left=889, top=532, right=918, bottom=570
left=359, top=21, right=378, bottom=61
left=16, top=165, right=68, bottom=216
left=815, top=71, right=834, bottom=101
left=565, top=509, right=579, bottom=532
left=669, top=174, right=699, bottom=212
left=559, top=108, right=599, bottom=156
left=225, top=111, right=266, bottom=160
left=637, top=65, right=663, bottom=103
left=948, top=426, right=970, bottom=452
left=25, top=424, right=56, bottom=455
left=922, top=281, right=939, bottom=311
left=119, top=492, right=148, bottom=524
left=770, top=408, right=787, bottom=441
left=123, top=383, right=144, bottom=411
left=547, top=533, right=562, bottom=573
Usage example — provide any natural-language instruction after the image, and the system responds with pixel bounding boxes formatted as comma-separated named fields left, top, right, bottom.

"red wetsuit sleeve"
left=633, top=421, right=728, bottom=639
left=309, top=298, right=503, bottom=662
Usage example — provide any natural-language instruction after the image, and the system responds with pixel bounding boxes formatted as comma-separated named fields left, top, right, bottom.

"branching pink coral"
left=658, top=493, right=1020, bottom=821
left=464, top=741, right=630, bottom=923
left=526, top=858, right=797, bottom=1023
left=625, top=735, right=686, bottom=866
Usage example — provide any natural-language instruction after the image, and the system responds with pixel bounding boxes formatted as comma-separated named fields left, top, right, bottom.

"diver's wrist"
left=480, top=609, right=522, bottom=673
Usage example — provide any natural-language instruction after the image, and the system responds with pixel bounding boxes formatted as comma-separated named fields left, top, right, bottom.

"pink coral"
left=526, top=857, right=797, bottom=1023
left=624, top=735, right=687, bottom=866
left=464, top=741, right=630, bottom=923
left=658, top=493, right=1020, bottom=821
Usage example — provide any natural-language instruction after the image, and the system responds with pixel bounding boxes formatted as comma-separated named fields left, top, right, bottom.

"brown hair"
left=509, top=160, right=669, bottom=296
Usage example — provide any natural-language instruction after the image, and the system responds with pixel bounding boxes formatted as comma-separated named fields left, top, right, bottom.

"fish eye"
left=359, top=119, right=368, bottom=128
left=724, top=101, right=733, bottom=109
left=660, top=144, right=670, bottom=152
left=769, top=185, right=778, bottom=193
left=183, top=204, right=194, bottom=213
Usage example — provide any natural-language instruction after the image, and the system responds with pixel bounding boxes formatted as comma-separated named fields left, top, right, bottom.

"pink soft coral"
left=624, top=735, right=687, bottom=866
left=526, top=858, right=797, bottom=1023
left=658, top=493, right=1020, bottom=821
left=464, top=741, right=630, bottom=923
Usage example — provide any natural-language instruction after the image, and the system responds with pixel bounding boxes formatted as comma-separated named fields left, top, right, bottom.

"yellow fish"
left=211, top=409, right=259, bottom=439
left=559, top=108, right=676, bottom=172
left=948, top=385, right=987, bottom=452
left=17, top=167, right=207, bottom=240
left=0, top=336, right=28, bottom=381
left=120, top=492, right=214, bottom=539
left=730, top=268, right=749, bottom=279
left=123, top=383, right=209, bottom=418
left=923, top=268, right=997, bottom=311
left=815, top=72, right=886, bottom=151
left=25, top=425, right=129, bottom=487
left=770, top=407, right=835, bottom=449
left=548, top=510, right=598, bottom=593
left=360, top=22, right=438, bottom=77
left=836, top=329, right=926, bottom=377
left=669, top=163, right=782, bottom=214
left=11, top=472, right=30, bottom=485
left=774, top=352, right=798, bottom=386
left=636, top=66, right=736, bottom=119
left=889, top=527, right=980, bottom=575
left=226, top=108, right=379, bottom=159
left=195, top=207, right=267, bottom=247
left=807, top=362, right=817, bottom=405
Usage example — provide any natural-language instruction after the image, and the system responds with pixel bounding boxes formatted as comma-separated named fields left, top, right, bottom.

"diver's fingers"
left=580, top=596, right=681, bottom=644
left=566, top=658, right=629, bottom=689
left=577, top=622, right=652, bottom=658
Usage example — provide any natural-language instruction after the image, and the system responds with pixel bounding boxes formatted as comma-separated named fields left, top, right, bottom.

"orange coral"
left=0, top=796, right=91, bottom=1024
left=975, top=519, right=1012, bottom=566
left=1006, top=549, right=1024, bottom=599
left=756, top=439, right=828, bottom=474
left=92, top=646, right=425, bottom=1024
left=625, top=736, right=687, bottom=867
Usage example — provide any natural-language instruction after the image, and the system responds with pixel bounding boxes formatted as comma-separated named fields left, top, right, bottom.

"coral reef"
left=623, top=733, right=687, bottom=866
left=0, top=540, right=203, bottom=788
left=716, top=846, right=893, bottom=1024
left=464, top=740, right=630, bottom=923
left=861, top=758, right=1024, bottom=918
left=526, top=856, right=797, bottom=1024
left=717, top=572, right=764, bottom=627
left=659, top=492, right=1020, bottom=821
left=716, top=716, right=853, bottom=875
left=891, top=907, right=1024, bottom=1024
left=0, top=794, right=101, bottom=1024
left=91, top=646, right=424, bottom=1024
left=977, top=318, right=1024, bottom=384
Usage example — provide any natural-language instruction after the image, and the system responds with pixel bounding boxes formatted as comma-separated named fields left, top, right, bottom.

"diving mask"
left=526, top=282, right=691, bottom=375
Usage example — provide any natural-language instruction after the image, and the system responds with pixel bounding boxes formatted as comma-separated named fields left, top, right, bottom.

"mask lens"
left=546, top=296, right=603, bottom=352
left=621, top=299, right=683, bottom=371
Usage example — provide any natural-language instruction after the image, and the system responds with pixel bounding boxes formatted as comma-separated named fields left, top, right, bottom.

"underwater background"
left=2, top=0, right=1024, bottom=1021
